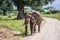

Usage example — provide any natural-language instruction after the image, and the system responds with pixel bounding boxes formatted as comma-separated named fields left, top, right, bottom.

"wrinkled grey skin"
left=24, top=11, right=42, bottom=35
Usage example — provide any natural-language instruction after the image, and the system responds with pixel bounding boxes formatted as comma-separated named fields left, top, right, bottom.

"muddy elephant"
left=24, top=11, right=42, bottom=35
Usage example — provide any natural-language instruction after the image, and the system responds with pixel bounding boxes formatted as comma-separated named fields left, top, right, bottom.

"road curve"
left=24, top=18, right=60, bottom=40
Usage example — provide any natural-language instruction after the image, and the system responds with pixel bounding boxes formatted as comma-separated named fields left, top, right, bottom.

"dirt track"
left=0, top=18, right=60, bottom=40
left=0, top=26, right=21, bottom=40
left=24, top=18, right=60, bottom=40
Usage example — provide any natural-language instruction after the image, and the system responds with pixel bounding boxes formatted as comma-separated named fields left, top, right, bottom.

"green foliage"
left=42, top=13, right=60, bottom=20
left=44, top=6, right=60, bottom=14
left=0, top=0, right=55, bottom=18
left=0, top=0, right=13, bottom=15
left=0, top=10, right=3, bottom=14
left=8, top=13, right=12, bottom=18
left=12, top=0, right=55, bottom=8
left=12, top=10, right=18, bottom=16
left=50, top=10, right=60, bottom=13
left=44, top=6, right=56, bottom=14
left=31, top=6, right=45, bottom=12
left=0, top=16, right=25, bottom=32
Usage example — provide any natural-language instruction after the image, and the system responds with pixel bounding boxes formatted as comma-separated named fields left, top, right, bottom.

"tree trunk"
left=17, top=4, right=25, bottom=19
left=3, top=10, right=6, bottom=16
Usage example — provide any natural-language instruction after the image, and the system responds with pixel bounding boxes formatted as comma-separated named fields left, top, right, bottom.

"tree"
left=0, top=0, right=13, bottom=16
left=31, top=6, right=45, bottom=12
left=11, top=0, right=55, bottom=19
left=44, top=6, right=55, bottom=14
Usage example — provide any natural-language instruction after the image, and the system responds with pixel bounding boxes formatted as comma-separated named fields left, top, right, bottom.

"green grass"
left=0, top=16, right=25, bottom=33
left=0, top=30, right=4, bottom=32
left=0, top=13, right=60, bottom=37
left=0, top=15, right=31, bottom=37
left=42, top=13, right=60, bottom=20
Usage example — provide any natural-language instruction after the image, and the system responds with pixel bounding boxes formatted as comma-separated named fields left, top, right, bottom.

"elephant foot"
left=38, top=30, right=40, bottom=32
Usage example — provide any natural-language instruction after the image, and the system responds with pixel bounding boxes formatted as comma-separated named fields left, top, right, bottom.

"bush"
left=8, top=14, right=12, bottom=18
left=45, top=12, right=50, bottom=14
left=50, top=10, right=60, bottom=14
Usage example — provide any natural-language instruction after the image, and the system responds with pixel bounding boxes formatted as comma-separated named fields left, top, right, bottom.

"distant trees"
left=44, top=6, right=55, bottom=14
left=44, top=6, right=60, bottom=14
left=31, top=6, right=45, bottom=12
left=11, top=0, right=55, bottom=19
left=50, top=10, right=60, bottom=13
left=0, top=0, right=13, bottom=16
left=0, top=0, right=55, bottom=19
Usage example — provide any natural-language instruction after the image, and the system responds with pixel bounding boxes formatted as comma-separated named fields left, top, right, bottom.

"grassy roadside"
left=0, top=13, right=60, bottom=37
left=0, top=15, right=25, bottom=33
left=42, top=13, right=60, bottom=20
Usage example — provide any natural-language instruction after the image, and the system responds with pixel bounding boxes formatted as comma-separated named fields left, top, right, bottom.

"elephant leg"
left=38, top=21, right=41, bottom=32
left=30, top=22, right=32, bottom=35
left=32, top=22, right=36, bottom=33
left=25, top=24, right=28, bottom=36
left=38, top=24, right=40, bottom=32
left=34, top=24, right=36, bottom=33
left=30, top=22, right=34, bottom=35
left=30, top=24, right=33, bottom=35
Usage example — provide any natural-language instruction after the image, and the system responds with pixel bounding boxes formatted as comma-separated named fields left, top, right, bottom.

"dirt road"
left=24, top=18, right=60, bottom=40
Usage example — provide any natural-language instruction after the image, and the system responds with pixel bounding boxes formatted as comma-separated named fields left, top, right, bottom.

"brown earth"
left=24, top=18, right=60, bottom=40
left=0, top=26, right=23, bottom=40
left=0, top=18, right=60, bottom=40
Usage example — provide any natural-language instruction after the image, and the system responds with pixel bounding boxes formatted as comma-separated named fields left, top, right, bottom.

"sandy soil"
left=0, top=18, right=60, bottom=40
left=0, top=26, right=22, bottom=40
left=24, top=18, right=60, bottom=40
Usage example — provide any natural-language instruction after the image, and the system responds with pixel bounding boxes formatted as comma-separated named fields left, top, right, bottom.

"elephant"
left=24, top=11, right=42, bottom=35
